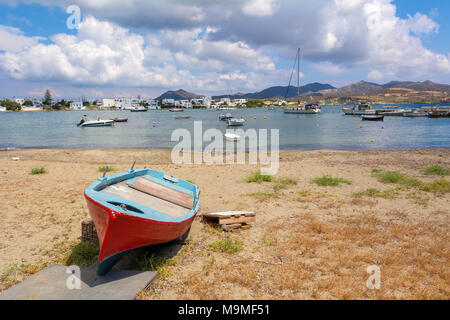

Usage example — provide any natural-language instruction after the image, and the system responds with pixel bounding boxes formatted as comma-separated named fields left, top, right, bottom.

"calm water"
left=0, top=104, right=449, bottom=150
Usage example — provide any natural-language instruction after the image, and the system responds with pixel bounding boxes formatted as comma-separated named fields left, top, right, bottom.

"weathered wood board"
left=127, top=178, right=192, bottom=209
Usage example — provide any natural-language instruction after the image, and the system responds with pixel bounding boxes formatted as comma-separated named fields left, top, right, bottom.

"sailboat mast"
left=297, top=48, right=300, bottom=104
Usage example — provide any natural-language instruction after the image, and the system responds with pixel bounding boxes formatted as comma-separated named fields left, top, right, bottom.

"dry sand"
left=0, top=148, right=448, bottom=299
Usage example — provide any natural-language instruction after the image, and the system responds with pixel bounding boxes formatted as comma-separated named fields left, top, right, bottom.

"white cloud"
left=368, top=70, right=383, bottom=81
left=0, top=25, right=44, bottom=52
left=0, top=16, right=280, bottom=92
left=406, top=13, right=439, bottom=35
left=0, top=0, right=449, bottom=95
left=313, top=61, right=345, bottom=75
left=242, top=0, right=279, bottom=17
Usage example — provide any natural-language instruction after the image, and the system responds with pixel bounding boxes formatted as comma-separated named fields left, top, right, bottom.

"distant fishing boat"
left=428, top=110, right=450, bottom=118
left=169, top=108, right=184, bottom=112
left=284, top=104, right=321, bottom=114
left=77, top=115, right=115, bottom=127
left=362, top=114, right=384, bottom=121
left=111, top=118, right=128, bottom=122
left=84, top=163, right=200, bottom=275
left=219, top=113, right=233, bottom=121
left=342, top=103, right=371, bottom=115
left=381, top=108, right=412, bottom=116
left=175, top=115, right=190, bottom=119
left=283, top=48, right=321, bottom=115
left=227, top=117, right=246, bottom=126
left=403, top=110, right=427, bottom=117
left=130, top=106, right=147, bottom=112
left=225, top=133, right=241, bottom=141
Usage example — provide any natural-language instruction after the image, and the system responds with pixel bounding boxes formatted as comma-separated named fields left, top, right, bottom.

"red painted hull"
left=85, top=193, right=196, bottom=267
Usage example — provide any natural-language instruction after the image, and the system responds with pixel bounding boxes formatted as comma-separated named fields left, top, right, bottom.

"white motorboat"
left=225, top=133, right=241, bottom=141
left=77, top=115, right=115, bottom=127
left=219, top=113, right=233, bottom=121
left=403, top=110, right=428, bottom=117
left=227, top=118, right=246, bottom=126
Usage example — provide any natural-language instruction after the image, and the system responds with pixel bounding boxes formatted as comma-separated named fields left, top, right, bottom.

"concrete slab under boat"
left=0, top=266, right=156, bottom=300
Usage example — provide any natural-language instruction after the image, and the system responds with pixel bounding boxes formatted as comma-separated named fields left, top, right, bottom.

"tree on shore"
left=23, top=100, right=33, bottom=106
left=0, top=100, right=22, bottom=111
left=43, top=89, right=52, bottom=106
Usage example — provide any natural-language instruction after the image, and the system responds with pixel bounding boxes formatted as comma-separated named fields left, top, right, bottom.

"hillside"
left=156, top=89, right=202, bottom=100
left=213, top=82, right=335, bottom=99
left=319, top=80, right=450, bottom=97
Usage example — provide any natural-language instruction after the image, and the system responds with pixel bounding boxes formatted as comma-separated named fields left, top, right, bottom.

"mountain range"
left=156, top=80, right=450, bottom=100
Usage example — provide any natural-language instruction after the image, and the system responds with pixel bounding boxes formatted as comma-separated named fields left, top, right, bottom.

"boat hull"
left=284, top=109, right=321, bottom=114
left=362, top=115, right=384, bottom=121
left=85, top=194, right=197, bottom=275
left=81, top=121, right=114, bottom=127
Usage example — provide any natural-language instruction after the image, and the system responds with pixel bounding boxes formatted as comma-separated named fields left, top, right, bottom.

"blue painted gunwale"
left=84, top=168, right=200, bottom=223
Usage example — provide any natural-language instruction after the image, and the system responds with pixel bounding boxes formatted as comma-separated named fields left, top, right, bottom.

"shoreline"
left=1, top=148, right=448, bottom=299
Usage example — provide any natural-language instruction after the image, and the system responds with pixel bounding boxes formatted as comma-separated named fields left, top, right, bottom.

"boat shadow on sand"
left=65, top=235, right=188, bottom=287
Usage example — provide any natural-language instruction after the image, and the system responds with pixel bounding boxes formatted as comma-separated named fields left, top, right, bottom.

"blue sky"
left=0, top=0, right=449, bottom=99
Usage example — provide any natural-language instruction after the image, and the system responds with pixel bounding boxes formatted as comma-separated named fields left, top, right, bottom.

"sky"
left=0, top=0, right=449, bottom=99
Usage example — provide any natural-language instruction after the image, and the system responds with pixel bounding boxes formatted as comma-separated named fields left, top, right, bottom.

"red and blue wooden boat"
left=84, top=164, right=200, bottom=275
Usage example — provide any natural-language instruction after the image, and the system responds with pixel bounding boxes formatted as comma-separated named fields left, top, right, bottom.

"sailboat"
left=284, top=48, right=321, bottom=114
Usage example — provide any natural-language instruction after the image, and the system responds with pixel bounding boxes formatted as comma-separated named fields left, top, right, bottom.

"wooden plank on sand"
left=203, top=211, right=255, bottom=218
left=218, top=216, right=255, bottom=225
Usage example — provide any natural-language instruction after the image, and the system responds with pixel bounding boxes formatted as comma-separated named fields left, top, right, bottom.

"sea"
left=0, top=104, right=449, bottom=150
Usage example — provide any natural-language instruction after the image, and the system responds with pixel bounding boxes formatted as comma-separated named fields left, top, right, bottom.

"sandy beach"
left=0, top=148, right=448, bottom=299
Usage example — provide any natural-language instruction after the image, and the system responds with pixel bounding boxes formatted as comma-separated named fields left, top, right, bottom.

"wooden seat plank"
left=127, top=178, right=193, bottom=209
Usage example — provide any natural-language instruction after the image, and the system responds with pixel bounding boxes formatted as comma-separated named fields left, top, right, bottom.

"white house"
left=175, top=100, right=192, bottom=108
left=233, top=98, right=247, bottom=105
left=147, top=100, right=160, bottom=109
left=101, top=99, right=116, bottom=108
left=114, top=97, right=140, bottom=109
left=0, top=105, right=6, bottom=112
left=219, top=98, right=231, bottom=105
left=162, top=98, right=175, bottom=106
left=191, top=96, right=211, bottom=108
left=70, top=101, right=86, bottom=110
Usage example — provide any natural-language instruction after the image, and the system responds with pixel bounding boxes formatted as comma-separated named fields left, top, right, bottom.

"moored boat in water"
left=342, top=103, right=371, bottom=115
left=225, top=133, right=241, bottom=141
left=84, top=163, right=200, bottom=275
left=130, top=106, right=147, bottom=112
left=111, top=118, right=128, bottom=122
left=362, top=114, right=384, bottom=121
left=283, top=48, right=321, bottom=115
left=284, top=104, right=321, bottom=114
left=169, top=108, right=184, bottom=112
left=227, top=117, right=246, bottom=126
left=219, top=113, right=233, bottom=121
left=428, top=110, right=450, bottom=118
left=77, top=115, right=115, bottom=127
left=403, top=110, right=427, bottom=117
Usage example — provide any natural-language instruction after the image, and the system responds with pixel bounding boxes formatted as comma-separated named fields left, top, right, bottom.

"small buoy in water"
left=360, top=125, right=363, bottom=128
left=381, top=126, right=384, bottom=129
left=254, top=116, right=256, bottom=119
left=336, top=125, right=339, bottom=128
left=370, top=139, right=374, bottom=143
